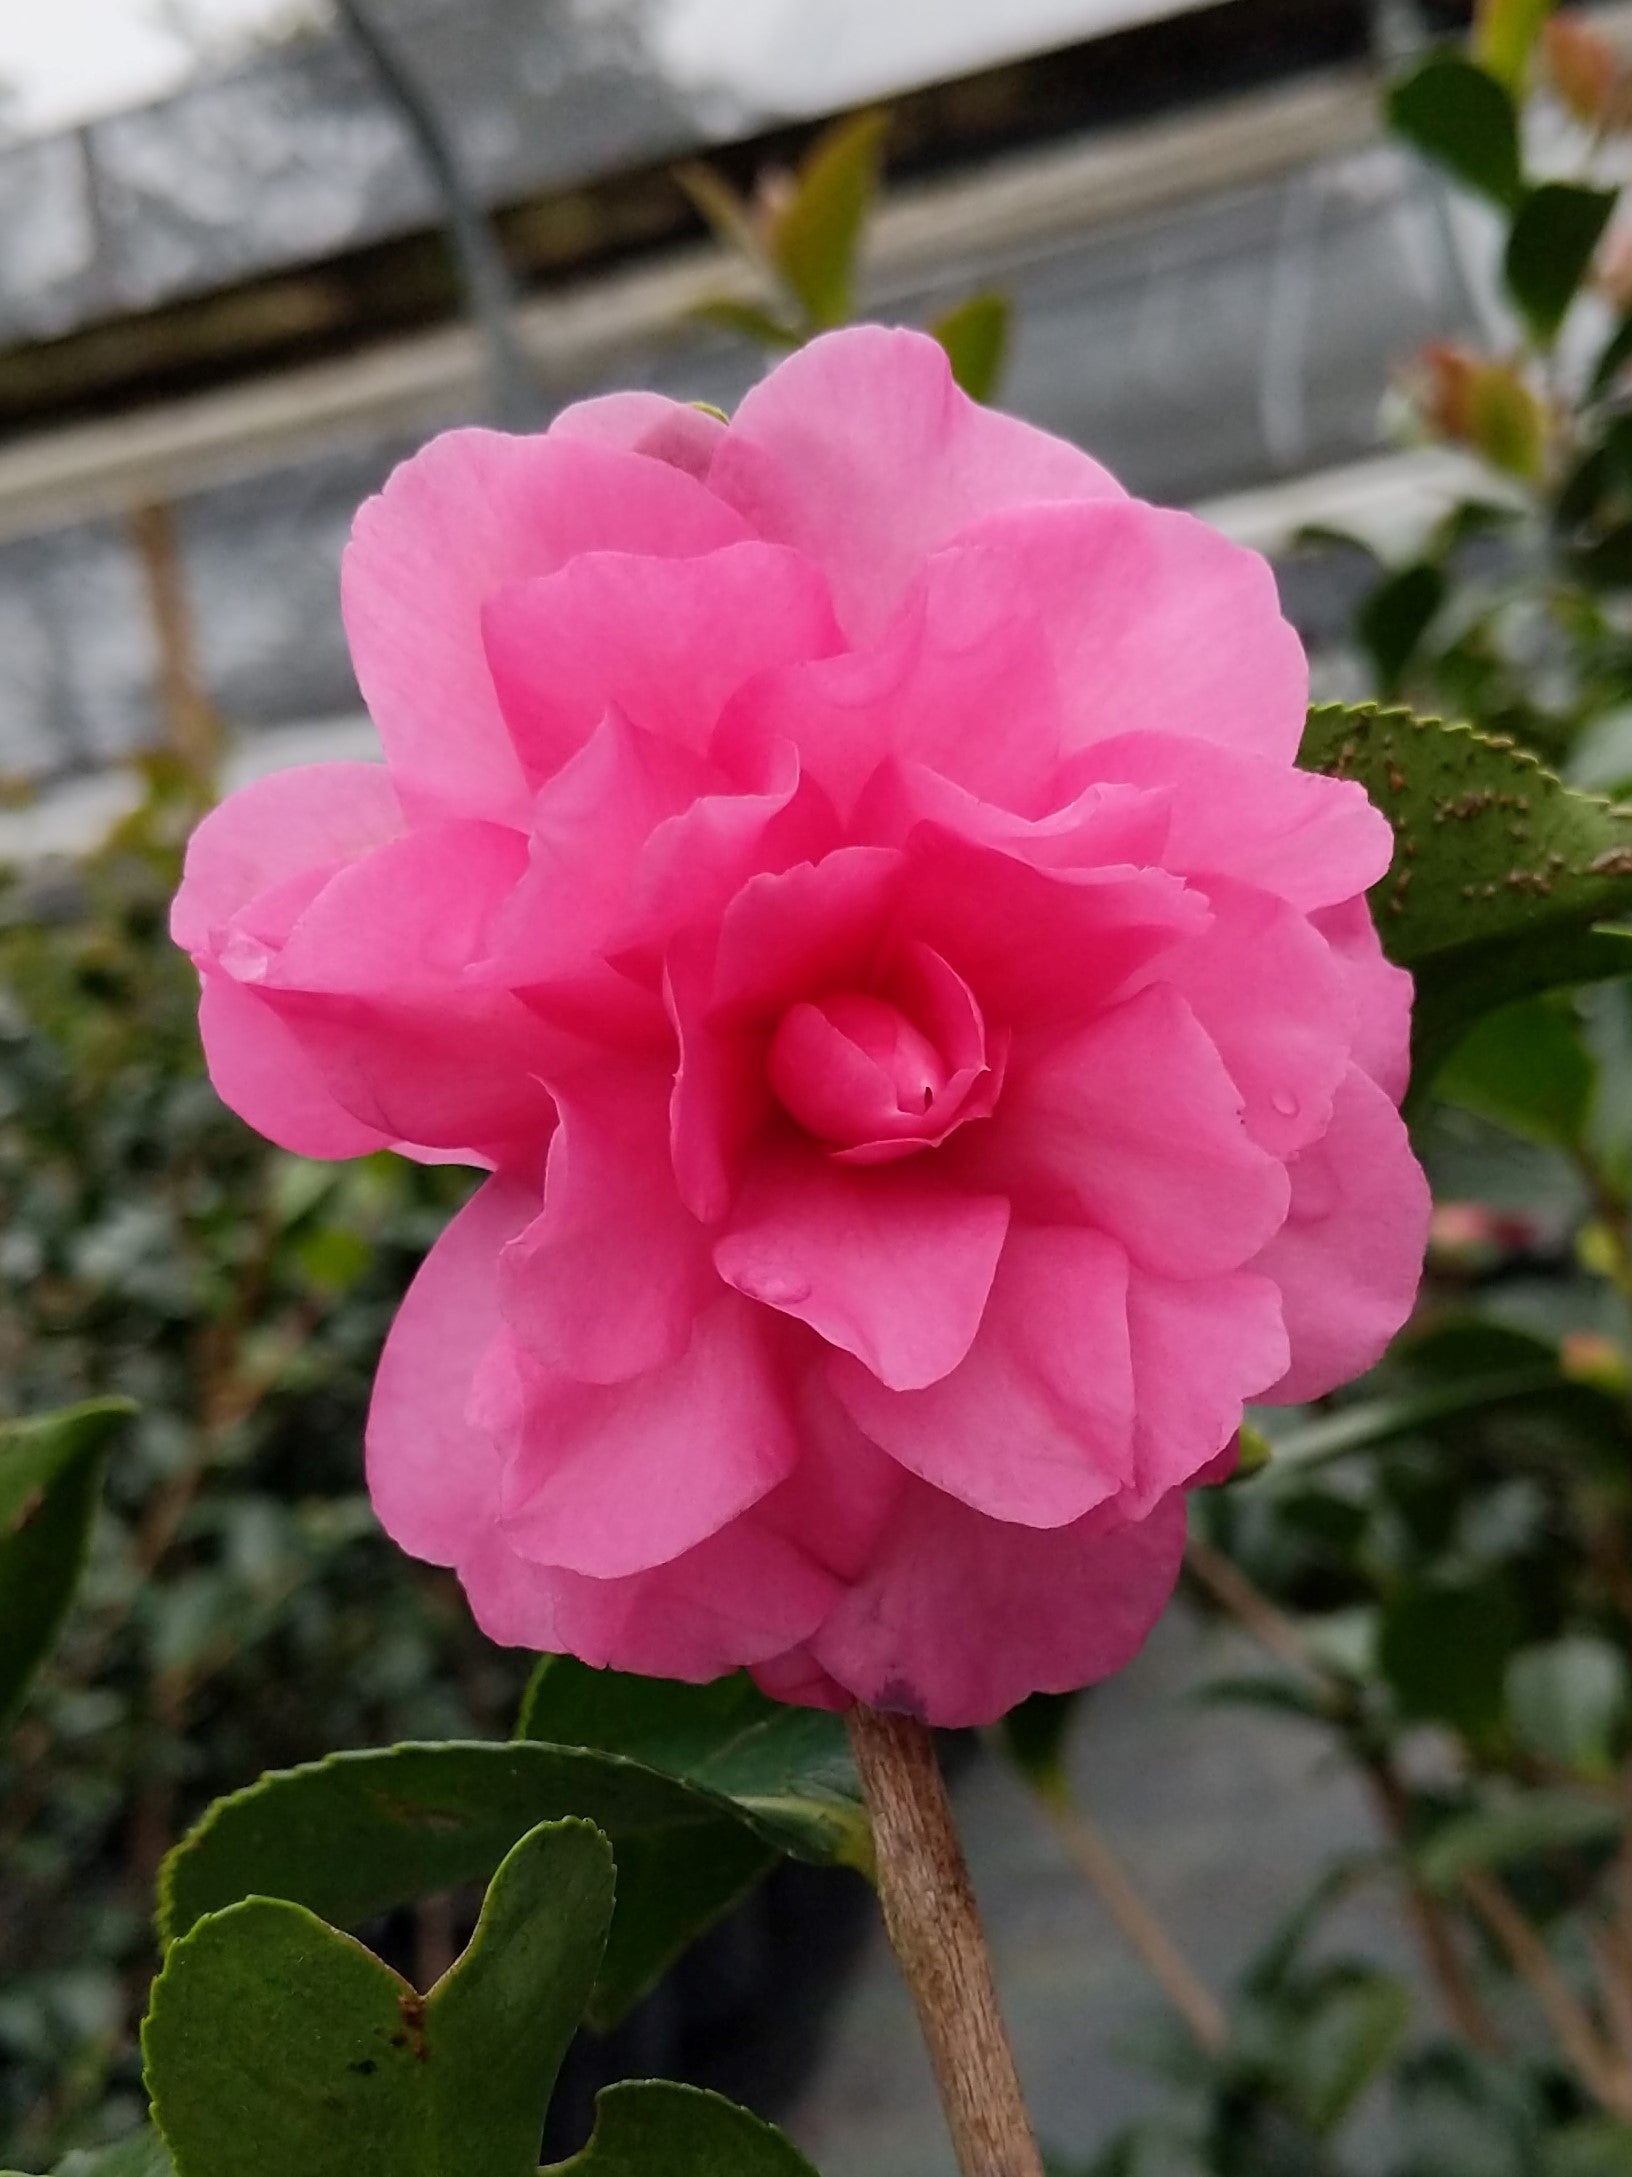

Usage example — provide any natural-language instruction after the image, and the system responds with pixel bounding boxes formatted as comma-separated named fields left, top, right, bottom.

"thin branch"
left=331, top=0, right=540, bottom=426
left=1036, top=1788, right=1228, bottom=2055
left=1362, top=1757, right=1505, bottom=2055
left=1187, top=1536, right=1504, bottom=2054
left=1462, top=1868, right=1632, bottom=2117
left=1184, top=1535, right=1330, bottom=1682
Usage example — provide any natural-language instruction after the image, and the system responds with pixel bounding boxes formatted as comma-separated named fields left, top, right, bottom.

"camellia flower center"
left=766, top=948, right=1006, bottom=1163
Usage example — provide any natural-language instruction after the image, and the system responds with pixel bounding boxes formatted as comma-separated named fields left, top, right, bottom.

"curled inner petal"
left=766, top=942, right=1000, bottom=1159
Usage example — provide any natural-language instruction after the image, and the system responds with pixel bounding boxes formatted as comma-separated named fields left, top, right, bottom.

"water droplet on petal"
left=218, top=929, right=271, bottom=983
left=1270, top=1090, right=1298, bottom=1119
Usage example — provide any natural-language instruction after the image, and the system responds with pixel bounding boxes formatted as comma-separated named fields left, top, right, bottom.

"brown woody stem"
left=846, top=1704, right=1045, bottom=2177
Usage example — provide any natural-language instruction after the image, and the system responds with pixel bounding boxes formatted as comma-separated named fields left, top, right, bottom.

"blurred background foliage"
left=0, top=771, right=510, bottom=2162
left=25, top=3, right=1632, bottom=2173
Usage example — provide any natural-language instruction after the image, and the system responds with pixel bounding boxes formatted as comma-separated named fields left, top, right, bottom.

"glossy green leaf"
left=1437, top=994, right=1596, bottom=1146
left=929, top=292, right=1012, bottom=401
left=1357, top=562, right=1446, bottom=695
left=1475, top=0, right=1559, bottom=93
left=1300, top=702, right=1632, bottom=1076
left=0, top=1399, right=133, bottom=1728
left=768, top=109, right=888, bottom=328
left=1388, top=54, right=1523, bottom=209
left=1281, top=1967, right=1412, bottom=2136
left=1506, top=1638, right=1629, bottom=1779
left=516, top=1657, right=870, bottom=1869
left=1252, top=1365, right=1564, bottom=1479
left=545, top=2081, right=818, bottom=2175
left=1590, top=308, right=1632, bottom=396
left=997, top=1689, right=1079, bottom=1798
left=1505, top=183, right=1618, bottom=344
left=1378, top=1578, right=1522, bottom=1741
left=158, top=1739, right=774, bottom=2028
left=1417, top=1790, right=1626, bottom=1890
left=145, top=1818, right=611, bottom=2177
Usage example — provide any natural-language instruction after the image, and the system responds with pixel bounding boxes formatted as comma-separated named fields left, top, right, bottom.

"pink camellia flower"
left=172, top=327, right=1427, bottom=1726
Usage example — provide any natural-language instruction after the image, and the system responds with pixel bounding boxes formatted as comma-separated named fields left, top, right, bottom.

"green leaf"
left=1378, top=1578, right=1522, bottom=1741
left=1505, top=182, right=1618, bottom=344
left=1590, top=308, right=1632, bottom=396
left=1417, top=1789, right=1626, bottom=1890
left=1253, top=1366, right=1564, bottom=1478
left=545, top=2081, right=818, bottom=2175
left=1507, top=1638, right=1630, bottom=1779
left=768, top=109, right=889, bottom=328
left=1475, top=0, right=1558, bottom=94
left=1437, top=994, right=1596, bottom=1146
left=1281, top=1967, right=1412, bottom=2136
left=690, top=295, right=805, bottom=351
left=1300, top=702, right=1632, bottom=1077
left=1388, top=54, right=1523, bottom=209
left=145, top=1818, right=612, bottom=2177
left=1545, top=2121, right=1632, bottom=2176
left=516, top=1658, right=870, bottom=1868
left=929, top=292, right=1012, bottom=402
left=674, top=161, right=771, bottom=271
left=1188, top=1674, right=1337, bottom=1724
left=158, top=1741, right=772, bottom=2029
left=0, top=1399, right=133, bottom=1728
left=1356, top=563, right=1446, bottom=696
left=998, top=1690, right=1080, bottom=1797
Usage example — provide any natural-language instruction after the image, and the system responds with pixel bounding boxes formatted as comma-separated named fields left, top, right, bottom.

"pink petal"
left=753, top=1373, right=909, bottom=1580
left=614, top=741, right=839, bottom=970
left=475, top=708, right=710, bottom=1046
left=710, top=326, right=1122, bottom=643
left=265, top=821, right=555, bottom=1158
left=1153, top=877, right=1352, bottom=1158
left=832, top=1224, right=1134, bottom=1527
left=197, top=974, right=393, bottom=1160
left=940, top=501, right=1308, bottom=763
left=499, top=1066, right=714, bottom=1385
left=709, top=846, right=903, bottom=1020
left=666, top=936, right=769, bottom=1225
left=458, top=1511, right=839, bottom=1682
left=365, top=1175, right=533, bottom=1564
left=546, top=390, right=726, bottom=480
left=856, top=760, right=1171, bottom=872
left=713, top=556, right=1068, bottom=818
left=171, top=762, right=404, bottom=957
left=342, top=429, right=749, bottom=826
left=1254, top=1066, right=1429, bottom=1403
left=1076, top=732, right=1394, bottom=912
left=1121, top=1269, right=1288, bottom=1516
left=810, top=1485, right=1188, bottom=1727
left=495, top=1297, right=800, bottom=1579
left=715, top=1140, right=1009, bottom=1391
left=482, top=542, right=842, bottom=786
left=750, top=1649, right=851, bottom=1712
left=895, top=829, right=1205, bottom=1029
left=666, top=850, right=906, bottom=1226
left=1312, top=896, right=1413, bottom=1103
left=975, top=984, right=1290, bottom=1277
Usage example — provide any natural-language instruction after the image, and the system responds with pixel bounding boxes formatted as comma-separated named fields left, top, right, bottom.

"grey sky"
left=0, top=0, right=1202, bottom=139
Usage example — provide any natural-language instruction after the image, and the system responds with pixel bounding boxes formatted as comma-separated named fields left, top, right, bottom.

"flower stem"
left=846, top=1704, right=1046, bottom=2177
